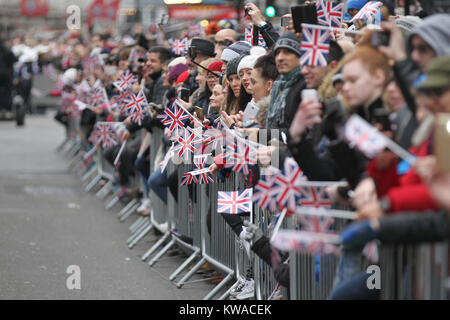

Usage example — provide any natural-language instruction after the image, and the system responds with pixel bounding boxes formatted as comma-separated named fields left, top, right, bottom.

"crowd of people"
left=3, top=0, right=450, bottom=300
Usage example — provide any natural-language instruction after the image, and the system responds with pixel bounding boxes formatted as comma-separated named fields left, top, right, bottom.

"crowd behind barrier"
left=4, top=0, right=450, bottom=300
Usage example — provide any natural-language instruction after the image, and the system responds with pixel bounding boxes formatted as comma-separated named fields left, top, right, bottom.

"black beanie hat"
left=226, top=53, right=248, bottom=79
left=190, top=38, right=215, bottom=57
left=274, top=31, right=301, bottom=57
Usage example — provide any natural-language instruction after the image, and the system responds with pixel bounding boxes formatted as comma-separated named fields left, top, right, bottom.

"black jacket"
left=257, top=22, right=280, bottom=48
left=378, top=210, right=450, bottom=244
left=252, top=236, right=290, bottom=289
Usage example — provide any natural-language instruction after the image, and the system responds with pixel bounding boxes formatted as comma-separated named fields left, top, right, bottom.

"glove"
left=340, top=220, right=377, bottom=249
left=243, top=220, right=263, bottom=243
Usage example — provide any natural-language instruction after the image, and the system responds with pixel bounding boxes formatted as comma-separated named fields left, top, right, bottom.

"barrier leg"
left=129, top=216, right=146, bottom=233
left=175, top=257, right=207, bottom=288
left=148, top=237, right=176, bottom=267
left=169, top=249, right=200, bottom=282
left=117, top=199, right=137, bottom=218
left=203, top=272, right=235, bottom=300
left=127, top=219, right=150, bottom=243
left=68, top=151, right=84, bottom=171
left=84, top=174, right=102, bottom=193
left=128, top=221, right=153, bottom=249
left=96, top=180, right=113, bottom=200
left=119, top=202, right=140, bottom=222
left=141, top=232, right=170, bottom=261
left=81, top=164, right=97, bottom=182
left=105, top=195, right=119, bottom=210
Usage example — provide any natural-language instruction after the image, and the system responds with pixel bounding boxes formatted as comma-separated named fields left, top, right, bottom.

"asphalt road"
left=0, top=112, right=216, bottom=300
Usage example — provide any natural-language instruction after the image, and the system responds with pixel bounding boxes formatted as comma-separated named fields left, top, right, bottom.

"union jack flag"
left=89, top=86, right=108, bottom=107
left=190, top=168, right=214, bottom=184
left=113, top=89, right=132, bottom=115
left=298, top=215, right=334, bottom=233
left=270, top=229, right=341, bottom=256
left=217, top=188, right=253, bottom=214
left=180, top=172, right=198, bottom=186
left=202, top=128, right=224, bottom=152
left=316, top=0, right=344, bottom=27
left=171, top=38, right=188, bottom=56
left=193, top=153, right=210, bottom=170
left=161, top=100, right=192, bottom=135
left=351, top=1, right=383, bottom=25
left=187, top=23, right=204, bottom=37
left=244, top=25, right=266, bottom=47
left=272, top=158, right=306, bottom=213
left=128, top=47, right=146, bottom=63
left=299, top=186, right=332, bottom=208
left=113, top=70, right=137, bottom=91
left=173, top=127, right=202, bottom=161
left=125, top=90, right=148, bottom=125
left=92, top=122, right=118, bottom=148
left=252, top=167, right=279, bottom=212
left=344, top=114, right=387, bottom=158
left=224, top=137, right=257, bottom=176
left=300, top=24, right=331, bottom=67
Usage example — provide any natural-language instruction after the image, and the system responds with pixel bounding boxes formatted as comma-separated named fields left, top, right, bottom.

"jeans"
left=328, top=272, right=380, bottom=300
left=332, top=247, right=363, bottom=290
left=134, top=156, right=150, bottom=195
left=148, top=168, right=167, bottom=203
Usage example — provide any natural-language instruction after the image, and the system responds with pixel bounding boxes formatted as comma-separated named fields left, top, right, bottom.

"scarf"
left=266, top=66, right=302, bottom=129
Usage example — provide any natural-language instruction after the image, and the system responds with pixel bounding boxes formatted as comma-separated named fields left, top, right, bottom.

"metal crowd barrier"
left=379, top=242, right=449, bottom=300
left=60, top=113, right=450, bottom=301
left=288, top=215, right=352, bottom=300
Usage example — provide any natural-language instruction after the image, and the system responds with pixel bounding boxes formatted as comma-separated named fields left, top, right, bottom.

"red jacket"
left=367, top=138, right=441, bottom=213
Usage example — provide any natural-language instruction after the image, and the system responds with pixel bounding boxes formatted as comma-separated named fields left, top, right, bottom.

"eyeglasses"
left=419, top=86, right=450, bottom=97
left=215, top=39, right=233, bottom=47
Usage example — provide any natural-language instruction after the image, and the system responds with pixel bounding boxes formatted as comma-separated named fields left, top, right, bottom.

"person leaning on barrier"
left=354, top=56, right=450, bottom=221
left=242, top=220, right=290, bottom=291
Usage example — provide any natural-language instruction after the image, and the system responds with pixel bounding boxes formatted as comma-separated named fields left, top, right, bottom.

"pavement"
left=0, top=111, right=219, bottom=300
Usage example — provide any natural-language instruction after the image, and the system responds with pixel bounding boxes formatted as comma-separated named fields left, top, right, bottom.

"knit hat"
left=407, top=14, right=450, bottom=57
left=169, top=63, right=188, bottom=83
left=395, top=15, right=423, bottom=39
left=168, top=56, right=187, bottom=68
left=237, top=46, right=266, bottom=76
left=189, top=38, right=215, bottom=57
left=176, top=70, right=190, bottom=84
left=273, top=32, right=301, bottom=57
left=226, top=54, right=247, bottom=78
left=220, top=41, right=252, bottom=63
left=207, top=61, right=224, bottom=75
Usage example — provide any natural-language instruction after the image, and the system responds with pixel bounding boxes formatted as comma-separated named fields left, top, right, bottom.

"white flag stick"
left=270, top=208, right=288, bottom=243
left=114, top=141, right=127, bottom=166
left=295, top=206, right=357, bottom=220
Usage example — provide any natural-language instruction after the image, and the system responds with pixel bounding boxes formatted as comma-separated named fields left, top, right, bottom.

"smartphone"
left=371, top=30, right=391, bottom=47
left=291, top=4, right=318, bottom=33
left=281, top=16, right=292, bottom=27
left=243, top=101, right=260, bottom=123
left=179, top=87, right=190, bottom=102
left=434, top=113, right=450, bottom=174
left=194, top=106, right=204, bottom=120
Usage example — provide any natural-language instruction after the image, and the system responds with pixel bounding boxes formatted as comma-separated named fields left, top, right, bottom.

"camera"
left=371, top=30, right=391, bottom=47
left=245, top=7, right=250, bottom=16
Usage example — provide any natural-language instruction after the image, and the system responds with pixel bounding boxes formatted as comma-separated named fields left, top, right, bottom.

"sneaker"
left=235, top=279, right=254, bottom=300
left=229, top=278, right=246, bottom=297
left=137, top=198, right=151, bottom=213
